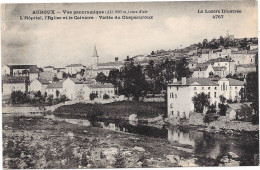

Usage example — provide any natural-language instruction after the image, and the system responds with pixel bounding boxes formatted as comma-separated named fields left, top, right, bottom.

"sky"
left=1, top=1, right=258, bottom=67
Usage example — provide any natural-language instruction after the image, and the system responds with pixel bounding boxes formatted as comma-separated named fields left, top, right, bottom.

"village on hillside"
left=2, top=34, right=258, bottom=122
left=2, top=33, right=259, bottom=168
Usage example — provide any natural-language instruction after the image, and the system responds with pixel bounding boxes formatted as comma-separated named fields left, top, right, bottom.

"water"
left=15, top=113, right=260, bottom=166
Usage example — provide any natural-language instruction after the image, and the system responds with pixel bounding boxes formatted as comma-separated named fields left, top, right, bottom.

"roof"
left=86, top=83, right=114, bottom=88
left=93, top=46, right=99, bottom=58
left=236, top=64, right=256, bottom=68
left=169, top=78, right=218, bottom=86
left=93, top=68, right=113, bottom=71
left=208, top=57, right=234, bottom=63
left=47, top=82, right=63, bottom=89
left=68, top=77, right=85, bottom=84
left=97, top=62, right=123, bottom=67
left=228, top=78, right=244, bottom=86
left=168, top=78, right=244, bottom=87
left=213, top=66, right=227, bottom=71
left=7, top=65, right=40, bottom=73
left=66, top=64, right=85, bottom=67
left=228, top=103, right=243, bottom=111
left=193, top=63, right=210, bottom=71
left=44, top=66, right=54, bottom=68
left=37, top=79, right=51, bottom=85
left=2, top=76, right=27, bottom=84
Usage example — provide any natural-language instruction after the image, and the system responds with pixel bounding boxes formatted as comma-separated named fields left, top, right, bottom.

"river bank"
left=3, top=114, right=200, bottom=168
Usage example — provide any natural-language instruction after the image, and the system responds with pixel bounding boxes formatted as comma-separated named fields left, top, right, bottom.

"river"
left=42, top=114, right=259, bottom=166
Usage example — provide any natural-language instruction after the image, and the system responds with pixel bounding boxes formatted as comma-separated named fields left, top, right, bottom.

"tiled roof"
left=7, top=65, right=40, bottom=73
left=228, top=78, right=244, bottom=86
left=44, top=66, right=54, bottom=68
left=168, top=78, right=244, bottom=87
left=208, top=57, right=234, bottom=63
left=169, top=78, right=218, bottom=86
left=69, top=78, right=84, bottom=84
left=47, top=82, right=63, bottom=89
left=66, top=64, right=85, bottom=67
left=86, top=83, right=114, bottom=88
left=2, top=76, right=27, bottom=84
left=193, top=63, right=210, bottom=71
left=37, top=79, right=51, bottom=85
left=97, top=62, right=123, bottom=67
left=213, top=66, right=227, bottom=71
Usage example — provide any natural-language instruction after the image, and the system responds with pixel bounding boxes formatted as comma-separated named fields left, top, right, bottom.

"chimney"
left=173, top=78, right=177, bottom=83
left=182, top=77, right=186, bottom=85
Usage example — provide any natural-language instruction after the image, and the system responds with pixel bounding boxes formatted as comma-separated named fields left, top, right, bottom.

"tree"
left=53, top=77, right=59, bottom=82
left=95, top=72, right=108, bottom=84
left=47, top=95, right=53, bottom=103
left=245, top=72, right=258, bottom=102
left=192, top=93, right=210, bottom=113
left=62, top=72, right=68, bottom=79
left=103, top=94, right=110, bottom=99
left=56, top=90, right=60, bottom=98
left=107, top=69, right=121, bottom=89
left=89, top=93, right=96, bottom=100
left=218, top=95, right=228, bottom=116
left=202, top=39, right=208, bottom=48
left=81, top=152, right=88, bottom=167
left=175, top=58, right=192, bottom=80
left=121, top=63, right=149, bottom=100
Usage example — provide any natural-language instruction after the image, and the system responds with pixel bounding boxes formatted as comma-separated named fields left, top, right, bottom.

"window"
left=177, top=111, right=180, bottom=117
left=202, top=87, right=204, bottom=90
left=171, top=111, right=174, bottom=115
left=235, top=87, right=237, bottom=90
left=214, top=92, right=217, bottom=98
left=194, top=87, right=196, bottom=90
left=170, top=103, right=173, bottom=108
left=223, top=83, right=225, bottom=90
left=208, top=87, right=210, bottom=90
left=175, top=94, right=177, bottom=98
left=208, top=92, right=210, bottom=97
left=215, top=87, right=217, bottom=90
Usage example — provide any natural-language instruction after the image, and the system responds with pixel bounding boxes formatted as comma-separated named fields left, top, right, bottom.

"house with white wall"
left=46, top=82, right=64, bottom=98
left=167, top=77, right=244, bottom=119
left=29, top=79, right=50, bottom=94
left=82, top=83, right=115, bottom=100
left=63, top=77, right=85, bottom=100
left=2, top=76, right=27, bottom=99
left=192, top=64, right=215, bottom=78
left=65, top=64, right=86, bottom=75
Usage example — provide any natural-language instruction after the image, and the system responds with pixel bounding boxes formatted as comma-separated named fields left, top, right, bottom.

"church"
left=85, top=46, right=124, bottom=78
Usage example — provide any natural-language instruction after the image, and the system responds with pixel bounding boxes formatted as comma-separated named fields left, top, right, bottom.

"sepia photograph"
left=1, top=0, right=259, bottom=168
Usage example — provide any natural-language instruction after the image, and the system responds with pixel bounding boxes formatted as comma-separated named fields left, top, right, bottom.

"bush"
left=113, top=151, right=125, bottom=168
left=89, top=93, right=96, bottom=100
left=103, top=94, right=110, bottom=100
left=59, top=95, right=68, bottom=102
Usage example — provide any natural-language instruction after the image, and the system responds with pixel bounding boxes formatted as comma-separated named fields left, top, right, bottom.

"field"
left=54, top=101, right=167, bottom=120
left=2, top=114, right=198, bottom=169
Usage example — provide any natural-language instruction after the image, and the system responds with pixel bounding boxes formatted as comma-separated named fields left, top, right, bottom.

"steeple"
left=92, top=45, right=99, bottom=68
left=93, top=46, right=99, bottom=58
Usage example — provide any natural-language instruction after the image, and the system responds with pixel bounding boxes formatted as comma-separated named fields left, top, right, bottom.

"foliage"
left=192, top=93, right=210, bottom=113
left=95, top=72, right=108, bottom=84
left=81, top=152, right=88, bottom=167
left=59, top=95, right=68, bottom=102
left=56, top=90, right=60, bottom=98
left=121, top=62, right=149, bottom=100
left=113, top=151, right=125, bottom=168
left=53, top=77, right=59, bottom=82
left=47, top=95, right=54, bottom=103
left=175, top=58, right=192, bottom=80
left=245, top=72, right=258, bottom=102
left=89, top=93, right=97, bottom=101
left=103, top=94, right=110, bottom=100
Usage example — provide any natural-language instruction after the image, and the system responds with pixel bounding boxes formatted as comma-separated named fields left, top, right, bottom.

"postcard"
left=1, top=0, right=259, bottom=168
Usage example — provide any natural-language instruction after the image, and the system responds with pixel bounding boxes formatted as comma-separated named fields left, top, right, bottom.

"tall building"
left=167, top=77, right=244, bottom=119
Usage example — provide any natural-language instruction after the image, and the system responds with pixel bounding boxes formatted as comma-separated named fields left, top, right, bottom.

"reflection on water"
left=44, top=115, right=258, bottom=166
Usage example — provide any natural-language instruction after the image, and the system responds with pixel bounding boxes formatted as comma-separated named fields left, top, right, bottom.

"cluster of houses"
left=1, top=36, right=258, bottom=121
left=1, top=46, right=120, bottom=101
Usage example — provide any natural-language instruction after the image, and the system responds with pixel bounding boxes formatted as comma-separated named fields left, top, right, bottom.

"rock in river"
left=134, top=146, right=145, bottom=152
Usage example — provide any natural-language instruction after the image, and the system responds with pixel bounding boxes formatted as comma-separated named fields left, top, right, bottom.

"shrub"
left=59, top=95, right=68, bottom=102
left=89, top=93, right=96, bottom=100
left=113, top=151, right=125, bottom=168
left=103, top=94, right=110, bottom=100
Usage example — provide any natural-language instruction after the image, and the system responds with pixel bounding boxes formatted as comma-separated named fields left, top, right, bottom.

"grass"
left=54, top=101, right=167, bottom=120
